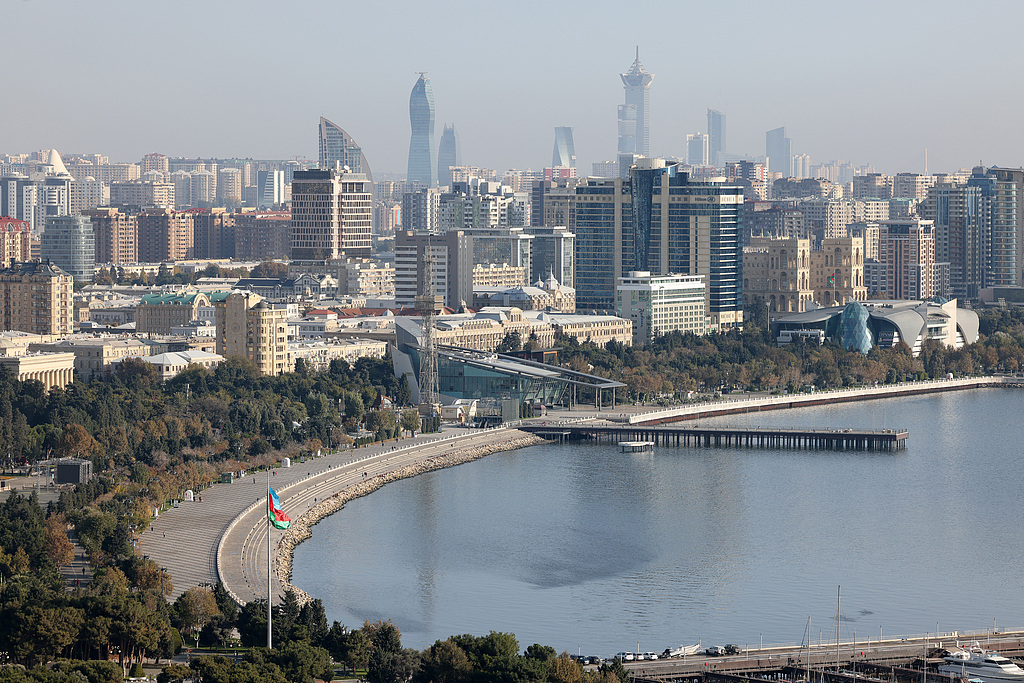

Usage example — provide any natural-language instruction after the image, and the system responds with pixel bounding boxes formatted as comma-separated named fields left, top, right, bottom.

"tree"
left=400, top=410, right=421, bottom=437
left=173, top=587, right=220, bottom=646
left=496, top=332, right=522, bottom=354
left=42, top=514, right=74, bottom=566
left=251, top=261, right=289, bottom=279
left=416, top=639, right=472, bottom=683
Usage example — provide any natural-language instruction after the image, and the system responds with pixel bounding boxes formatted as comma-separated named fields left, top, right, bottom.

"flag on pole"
left=268, top=487, right=291, bottom=529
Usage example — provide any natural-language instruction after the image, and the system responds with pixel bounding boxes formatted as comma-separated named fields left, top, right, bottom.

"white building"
left=615, top=271, right=709, bottom=345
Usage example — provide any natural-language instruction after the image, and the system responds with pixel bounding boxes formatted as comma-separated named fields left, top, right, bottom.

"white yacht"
left=938, top=645, right=1024, bottom=683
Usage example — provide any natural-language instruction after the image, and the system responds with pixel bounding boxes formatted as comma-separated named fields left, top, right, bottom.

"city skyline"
left=3, top=1, right=1024, bottom=176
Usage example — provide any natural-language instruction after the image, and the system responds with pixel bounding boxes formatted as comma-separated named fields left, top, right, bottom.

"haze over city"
left=4, top=0, right=1023, bottom=174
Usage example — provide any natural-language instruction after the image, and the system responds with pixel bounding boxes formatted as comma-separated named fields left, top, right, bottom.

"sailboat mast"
left=836, top=585, right=841, bottom=672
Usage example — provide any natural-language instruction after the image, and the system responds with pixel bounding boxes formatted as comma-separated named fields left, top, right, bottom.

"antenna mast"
left=415, top=238, right=442, bottom=405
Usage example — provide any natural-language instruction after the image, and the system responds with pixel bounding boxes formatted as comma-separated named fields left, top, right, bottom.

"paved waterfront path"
left=138, top=426, right=531, bottom=601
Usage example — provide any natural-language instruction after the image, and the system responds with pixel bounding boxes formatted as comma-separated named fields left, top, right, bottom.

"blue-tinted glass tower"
left=437, top=123, right=460, bottom=187
left=552, top=127, right=576, bottom=168
left=408, top=73, right=437, bottom=187
left=707, top=109, right=726, bottom=167
left=620, top=48, right=654, bottom=157
left=319, top=116, right=373, bottom=181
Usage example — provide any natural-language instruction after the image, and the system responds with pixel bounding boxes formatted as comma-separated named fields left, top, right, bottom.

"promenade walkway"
left=138, top=426, right=530, bottom=601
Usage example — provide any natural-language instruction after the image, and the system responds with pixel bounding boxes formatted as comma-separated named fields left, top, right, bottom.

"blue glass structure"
left=319, top=117, right=373, bottom=180
left=407, top=73, right=437, bottom=187
left=552, top=127, right=576, bottom=168
left=839, top=301, right=872, bottom=354
left=437, top=123, right=460, bottom=186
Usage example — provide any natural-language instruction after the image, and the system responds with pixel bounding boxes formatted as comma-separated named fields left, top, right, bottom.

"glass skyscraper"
left=766, top=126, right=792, bottom=177
left=707, top=109, right=726, bottom=167
left=552, top=127, right=576, bottom=168
left=407, top=73, right=437, bottom=187
left=319, top=117, right=373, bottom=181
left=437, top=123, right=460, bottom=187
left=619, top=49, right=654, bottom=157
left=574, top=159, right=744, bottom=329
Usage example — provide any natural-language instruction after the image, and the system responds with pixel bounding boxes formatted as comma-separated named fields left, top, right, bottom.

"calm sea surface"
left=291, top=388, right=1024, bottom=654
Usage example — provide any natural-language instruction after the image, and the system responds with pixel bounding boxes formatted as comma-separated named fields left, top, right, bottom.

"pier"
left=522, top=424, right=908, bottom=451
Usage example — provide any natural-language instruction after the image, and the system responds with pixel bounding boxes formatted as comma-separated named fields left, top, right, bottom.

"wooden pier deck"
left=522, top=424, right=908, bottom=451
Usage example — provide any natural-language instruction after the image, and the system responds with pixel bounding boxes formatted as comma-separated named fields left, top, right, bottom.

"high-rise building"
left=394, top=230, right=473, bottom=308
left=766, top=127, right=792, bottom=177
left=0, top=261, right=73, bottom=335
left=879, top=218, right=935, bottom=300
left=233, top=211, right=291, bottom=261
left=526, top=225, right=575, bottom=288
left=319, top=117, right=373, bottom=181
left=574, top=158, right=744, bottom=329
left=192, top=208, right=234, bottom=259
left=82, top=208, right=138, bottom=264
left=616, top=271, right=709, bottom=344
left=290, top=168, right=372, bottom=261
left=137, top=209, right=195, bottom=262
left=922, top=182, right=987, bottom=300
left=256, top=170, right=284, bottom=209
left=707, top=109, right=726, bottom=168
left=619, top=49, right=654, bottom=156
left=852, top=173, right=894, bottom=199
left=686, top=133, right=709, bottom=166
left=190, top=170, right=217, bottom=207
left=110, top=180, right=175, bottom=209
left=407, top=73, right=437, bottom=187
left=978, top=167, right=1024, bottom=287
left=214, top=292, right=288, bottom=376
left=140, top=153, right=169, bottom=174
left=437, top=124, right=461, bottom=187
left=41, top=215, right=95, bottom=282
left=552, top=127, right=576, bottom=168
left=217, top=167, right=242, bottom=206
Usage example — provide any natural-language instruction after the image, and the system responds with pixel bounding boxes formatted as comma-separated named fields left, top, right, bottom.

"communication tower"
left=415, top=238, right=443, bottom=406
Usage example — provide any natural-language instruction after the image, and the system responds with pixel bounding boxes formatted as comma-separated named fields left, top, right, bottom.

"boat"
left=938, top=644, right=1024, bottom=683
left=665, top=642, right=702, bottom=658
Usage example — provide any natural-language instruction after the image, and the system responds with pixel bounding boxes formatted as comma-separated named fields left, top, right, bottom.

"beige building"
left=213, top=292, right=288, bottom=375
left=0, top=217, right=32, bottom=267
left=136, top=291, right=211, bottom=335
left=473, top=272, right=576, bottom=314
left=28, top=337, right=157, bottom=381
left=0, top=262, right=74, bottom=335
left=0, top=351, right=76, bottom=390
left=119, top=350, right=223, bottom=381
left=287, top=338, right=389, bottom=372
left=83, top=208, right=138, bottom=264
left=137, top=209, right=195, bottom=262
left=522, top=310, right=633, bottom=346
left=430, top=307, right=556, bottom=352
left=109, top=180, right=175, bottom=209
left=472, top=263, right=527, bottom=288
left=744, top=236, right=866, bottom=310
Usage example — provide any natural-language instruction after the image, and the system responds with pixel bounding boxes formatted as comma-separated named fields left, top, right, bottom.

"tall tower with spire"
left=408, top=73, right=437, bottom=187
left=619, top=48, right=654, bottom=157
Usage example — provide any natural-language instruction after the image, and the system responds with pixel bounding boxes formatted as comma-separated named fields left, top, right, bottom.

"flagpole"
left=267, top=468, right=272, bottom=649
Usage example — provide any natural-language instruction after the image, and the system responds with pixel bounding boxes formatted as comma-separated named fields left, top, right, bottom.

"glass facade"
left=438, top=355, right=568, bottom=406
left=437, top=124, right=460, bottom=186
left=318, top=117, right=372, bottom=181
left=839, top=301, right=872, bottom=354
left=407, top=74, right=437, bottom=187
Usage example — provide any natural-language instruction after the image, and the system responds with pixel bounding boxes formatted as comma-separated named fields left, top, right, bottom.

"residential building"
left=191, top=208, right=234, bottom=259
left=438, top=124, right=461, bottom=187
left=852, top=173, right=893, bottom=199
left=140, top=153, right=169, bottom=174
left=0, top=217, right=32, bottom=266
left=137, top=209, right=195, bottom=262
left=217, top=167, right=242, bottom=206
left=879, top=218, right=935, bottom=300
left=766, top=126, right=792, bottom=177
left=0, top=262, right=73, bottom=335
left=743, top=237, right=814, bottom=313
left=233, top=211, right=291, bottom=261
left=290, top=168, right=372, bottom=260
left=893, top=173, right=935, bottom=200
left=619, top=49, right=654, bottom=157
left=110, top=180, right=175, bottom=209
left=256, top=170, right=285, bottom=208
left=616, top=271, right=709, bottom=345
left=288, top=338, right=388, bottom=372
left=214, top=292, right=288, bottom=375
left=574, top=158, right=743, bottom=329
left=521, top=310, right=633, bottom=346
left=408, top=73, right=437, bottom=187
left=472, top=263, right=527, bottom=289
left=41, top=215, right=95, bottom=282
left=82, top=208, right=137, bottom=264
left=921, top=182, right=987, bottom=300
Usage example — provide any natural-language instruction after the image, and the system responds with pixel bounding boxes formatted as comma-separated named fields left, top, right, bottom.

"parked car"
left=705, top=646, right=725, bottom=657
left=723, top=644, right=740, bottom=656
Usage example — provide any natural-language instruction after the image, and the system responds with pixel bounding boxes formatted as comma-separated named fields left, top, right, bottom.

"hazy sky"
left=4, top=0, right=1023, bottom=176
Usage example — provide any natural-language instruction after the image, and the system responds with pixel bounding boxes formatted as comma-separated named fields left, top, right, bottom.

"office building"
left=619, top=49, right=654, bottom=156
left=319, top=117, right=373, bottom=180
left=136, top=291, right=212, bottom=335
left=0, top=175, right=40, bottom=229
left=530, top=178, right=579, bottom=229
left=686, top=133, right=709, bottom=166
left=83, top=208, right=137, bottom=265
left=438, top=124, right=461, bottom=187
left=464, top=226, right=533, bottom=279
left=41, top=215, right=95, bottom=282
left=526, top=225, right=575, bottom=288
left=394, top=230, right=473, bottom=308
left=256, top=170, right=285, bottom=208
left=290, top=168, right=372, bottom=261
left=879, top=218, right=935, bottom=300
left=0, top=261, right=73, bottom=335
left=552, top=127, right=576, bottom=168
left=574, top=158, right=743, bottom=329
left=616, top=271, right=709, bottom=345
left=407, top=73, right=437, bottom=187
left=707, top=109, right=726, bottom=168
left=766, top=127, right=792, bottom=177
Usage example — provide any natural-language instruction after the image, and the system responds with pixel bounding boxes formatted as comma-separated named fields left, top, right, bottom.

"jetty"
left=522, top=424, right=908, bottom=451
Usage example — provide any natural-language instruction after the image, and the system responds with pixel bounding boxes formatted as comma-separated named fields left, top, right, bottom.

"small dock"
left=522, top=424, right=908, bottom=451
left=619, top=441, right=654, bottom=453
